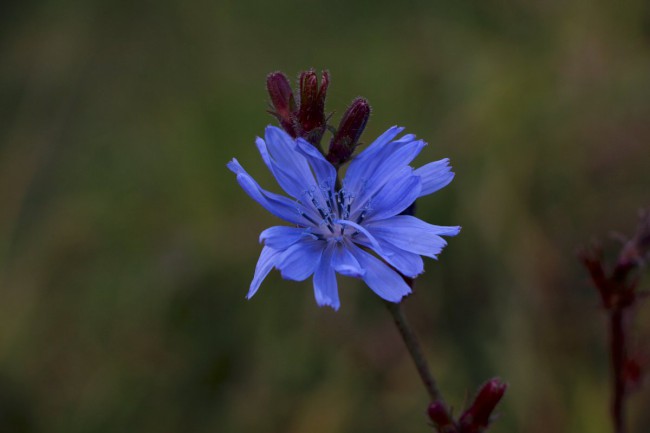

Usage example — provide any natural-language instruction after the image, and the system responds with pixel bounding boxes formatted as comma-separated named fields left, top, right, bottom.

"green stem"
left=384, top=300, right=443, bottom=402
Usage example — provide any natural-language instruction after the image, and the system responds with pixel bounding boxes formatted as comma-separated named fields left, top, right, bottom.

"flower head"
left=228, top=126, right=459, bottom=310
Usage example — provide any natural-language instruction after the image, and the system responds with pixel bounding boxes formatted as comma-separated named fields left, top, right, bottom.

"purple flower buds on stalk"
left=266, top=72, right=297, bottom=137
left=458, top=379, right=507, bottom=433
left=427, top=379, right=507, bottom=433
left=327, top=97, right=371, bottom=166
left=579, top=209, right=650, bottom=433
left=298, top=70, right=329, bottom=145
left=266, top=69, right=329, bottom=146
left=580, top=208, right=650, bottom=310
left=427, top=401, right=457, bottom=433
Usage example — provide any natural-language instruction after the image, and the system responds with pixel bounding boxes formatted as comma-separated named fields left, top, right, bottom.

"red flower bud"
left=458, top=379, right=507, bottom=433
left=266, top=72, right=297, bottom=137
left=298, top=70, right=329, bottom=145
left=427, top=401, right=458, bottom=433
left=327, top=97, right=370, bottom=166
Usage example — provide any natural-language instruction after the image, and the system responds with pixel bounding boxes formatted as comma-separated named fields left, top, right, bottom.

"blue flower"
left=228, top=126, right=460, bottom=310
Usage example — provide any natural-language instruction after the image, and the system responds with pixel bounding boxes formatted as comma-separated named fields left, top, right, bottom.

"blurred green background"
left=1, top=0, right=650, bottom=432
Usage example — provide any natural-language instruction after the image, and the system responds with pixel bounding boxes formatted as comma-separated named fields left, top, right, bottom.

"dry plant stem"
left=384, top=300, right=443, bottom=402
left=610, top=309, right=627, bottom=433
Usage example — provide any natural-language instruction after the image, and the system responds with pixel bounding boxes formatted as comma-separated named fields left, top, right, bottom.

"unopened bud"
left=267, top=72, right=297, bottom=137
left=327, top=97, right=370, bottom=166
left=458, top=379, right=507, bottom=433
left=298, top=70, right=329, bottom=145
left=427, top=401, right=458, bottom=433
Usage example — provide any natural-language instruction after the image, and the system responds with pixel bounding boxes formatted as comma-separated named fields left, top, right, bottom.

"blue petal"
left=227, top=159, right=310, bottom=225
left=365, top=215, right=460, bottom=259
left=259, top=226, right=315, bottom=250
left=347, top=137, right=426, bottom=215
left=347, top=243, right=412, bottom=302
left=313, top=244, right=340, bottom=310
left=353, top=235, right=423, bottom=278
left=295, top=138, right=337, bottom=193
left=332, top=240, right=364, bottom=277
left=363, top=169, right=422, bottom=221
left=256, top=136, right=320, bottom=207
left=264, top=126, right=315, bottom=186
left=334, top=219, right=384, bottom=253
left=276, top=238, right=324, bottom=281
left=343, top=126, right=404, bottom=192
left=247, top=246, right=282, bottom=299
left=363, top=139, right=426, bottom=189
left=415, top=158, right=455, bottom=197
left=351, top=126, right=405, bottom=161
left=379, top=242, right=424, bottom=278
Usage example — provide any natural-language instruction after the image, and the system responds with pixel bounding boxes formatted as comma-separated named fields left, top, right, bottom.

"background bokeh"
left=1, top=0, right=650, bottom=432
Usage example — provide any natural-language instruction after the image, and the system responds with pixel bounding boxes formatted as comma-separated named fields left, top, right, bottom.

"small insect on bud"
left=458, top=379, right=507, bottom=433
left=327, top=97, right=371, bottom=167
left=297, top=69, right=329, bottom=145
left=266, top=72, right=298, bottom=137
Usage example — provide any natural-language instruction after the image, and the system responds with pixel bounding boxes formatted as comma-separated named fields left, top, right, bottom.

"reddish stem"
left=610, top=309, right=627, bottom=433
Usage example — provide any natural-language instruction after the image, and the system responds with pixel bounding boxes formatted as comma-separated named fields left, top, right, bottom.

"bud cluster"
left=580, top=209, right=650, bottom=311
left=579, top=208, right=650, bottom=430
left=580, top=211, right=650, bottom=311
left=266, top=70, right=370, bottom=167
left=427, top=379, right=507, bottom=433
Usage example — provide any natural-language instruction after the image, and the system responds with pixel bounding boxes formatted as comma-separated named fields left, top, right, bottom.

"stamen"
left=299, top=211, right=318, bottom=226
left=325, top=189, right=336, bottom=214
left=336, top=190, right=344, bottom=217
left=356, top=200, right=372, bottom=224
left=323, top=219, right=335, bottom=233
left=324, top=214, right=336, bottom=233
left=343, top=193, right=355, bottom=219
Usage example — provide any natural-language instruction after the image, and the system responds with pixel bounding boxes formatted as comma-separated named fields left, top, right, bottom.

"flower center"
left=299, top=184, right=371, bottom=242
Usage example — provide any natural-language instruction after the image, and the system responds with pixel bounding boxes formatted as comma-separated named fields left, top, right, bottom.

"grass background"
left=1, top=0, right=650, bottom=431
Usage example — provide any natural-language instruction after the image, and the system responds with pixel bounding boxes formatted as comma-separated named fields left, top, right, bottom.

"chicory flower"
left=228, top=126, right=459, bottom=310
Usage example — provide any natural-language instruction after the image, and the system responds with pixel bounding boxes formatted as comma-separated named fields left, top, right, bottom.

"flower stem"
left=384, top=300, right=443, bottom=402
left=610, top=308, right=627, bottom=433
